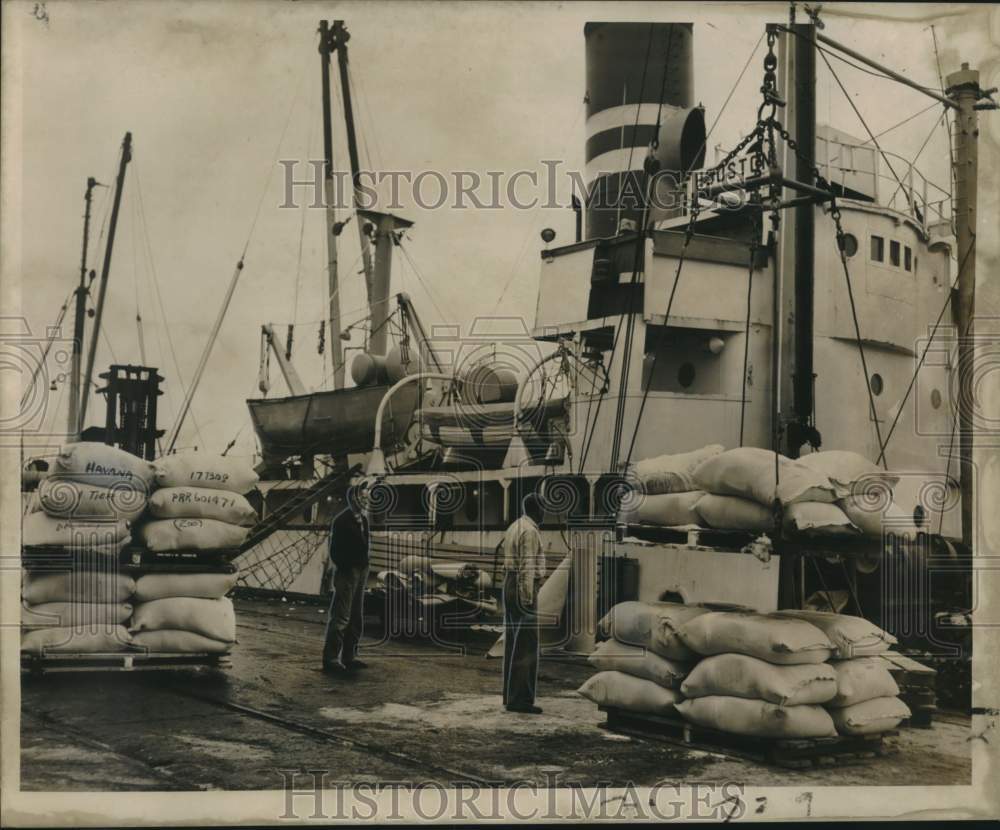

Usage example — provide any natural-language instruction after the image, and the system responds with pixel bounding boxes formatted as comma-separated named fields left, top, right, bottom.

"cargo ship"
left=135, top=17, right=986, bottom=678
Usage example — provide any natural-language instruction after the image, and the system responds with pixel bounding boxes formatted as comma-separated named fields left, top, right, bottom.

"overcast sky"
left=6, top=1, right=997, bottom=459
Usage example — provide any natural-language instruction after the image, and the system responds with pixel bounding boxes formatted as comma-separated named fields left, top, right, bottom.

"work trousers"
left=322, top=564, right=369, bottom=667
left=502, top=570, right=539, bottom=708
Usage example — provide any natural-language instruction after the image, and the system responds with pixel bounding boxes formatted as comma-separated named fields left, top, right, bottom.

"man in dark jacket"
left=322, top=483, right=371, bottom=674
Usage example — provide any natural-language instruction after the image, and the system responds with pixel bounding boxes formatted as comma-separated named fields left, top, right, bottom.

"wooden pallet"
left=21, top=651, right=231, bottom=674
left=623, top=524, right=757, bottom=550
left=599, top=706, right=896, bottom=769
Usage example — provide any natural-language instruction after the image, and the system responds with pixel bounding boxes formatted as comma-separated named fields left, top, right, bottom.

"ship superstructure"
left=232, top=17, right=987, bottom=669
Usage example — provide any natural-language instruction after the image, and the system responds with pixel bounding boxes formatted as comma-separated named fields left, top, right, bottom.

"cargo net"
left=233, top=529, right=326, bottom=592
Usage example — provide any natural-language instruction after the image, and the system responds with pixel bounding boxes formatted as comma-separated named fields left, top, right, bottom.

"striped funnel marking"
left=584, top=23, right=694, bottom=239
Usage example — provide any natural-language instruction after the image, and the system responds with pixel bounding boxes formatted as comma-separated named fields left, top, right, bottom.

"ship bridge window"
left=904, top=246, right=912, bottom=272
left=870, top=235, right=884, bottom=262
left=889, top=240, right=901, bottom=268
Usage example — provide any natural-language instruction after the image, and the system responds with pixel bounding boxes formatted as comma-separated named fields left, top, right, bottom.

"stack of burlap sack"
left=626, top=446, right=920, bottom=539
left=772, top=609, right=912, bottom=736
left=135, top=454, right=259, bottom=552
left=23, top=442, right=155, bottom=555
left=577, top=601, right=706, bottom=715
left=21, top=444, right=155, bottom=655
left=21, top=446, right=256, bottom=657
left=128, top=569, right=240, bottom=655
left=126, top=453, right=257, bottom=654
left=21, top=571, right=137, bottom=655
left=579, top=601, right=910, bottom=739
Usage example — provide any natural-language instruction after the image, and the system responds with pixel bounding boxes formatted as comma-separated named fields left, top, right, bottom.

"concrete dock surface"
left=20, top=597, right=972, bottom=791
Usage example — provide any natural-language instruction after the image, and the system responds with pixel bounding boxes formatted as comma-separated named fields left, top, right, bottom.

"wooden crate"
left=600, top=706, right=896, bottom=769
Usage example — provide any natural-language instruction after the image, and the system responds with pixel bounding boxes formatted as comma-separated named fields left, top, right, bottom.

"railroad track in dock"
left=156, top=680, right=495, bottom=785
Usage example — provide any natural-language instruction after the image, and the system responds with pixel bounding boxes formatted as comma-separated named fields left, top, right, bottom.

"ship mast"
left=67, top=176, right=99, bottom=439
left=78, top=132, right=131, bottom=435
left=323, top=21, right=379, bottom=354
left=775, top=22, right=820, bottom=458
left=318, top=20, right=345, bottom=389
left=946, top=62, right=985, bottom=548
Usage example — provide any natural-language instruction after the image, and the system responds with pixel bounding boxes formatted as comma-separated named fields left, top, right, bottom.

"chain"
left=700, top=29, right=783, bottom=195
left=775, top=123, right=850, bottom=245
left=757, top=27, right=784, bottom=125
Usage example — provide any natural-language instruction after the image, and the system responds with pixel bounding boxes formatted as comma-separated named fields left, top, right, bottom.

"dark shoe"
left=345, top=659, right=369, bottom=670
left=322, top=661, right=349, bottom=675
left=506, top=704, right=543, bottom=714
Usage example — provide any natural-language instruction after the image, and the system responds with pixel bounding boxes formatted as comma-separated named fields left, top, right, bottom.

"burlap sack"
left=676, top=695, right=837, bottom=738
left=678, top=611, right=834, bottom=665
left=578, top=671, right=683, bottom=715
left=588, top=639, right=691, bottom=689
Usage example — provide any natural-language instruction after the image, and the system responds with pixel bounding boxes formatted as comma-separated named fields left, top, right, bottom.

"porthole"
left=841, top=233, right=858, bottom=258
left=870, top=373, right=884, bottom=396
left=931, top=388, right=942, bottom=409
left=677, top=362, right=696, bottom=388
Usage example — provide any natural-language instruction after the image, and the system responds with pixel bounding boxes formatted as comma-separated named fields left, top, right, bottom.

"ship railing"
left=817, top=135, right=952, bottom=236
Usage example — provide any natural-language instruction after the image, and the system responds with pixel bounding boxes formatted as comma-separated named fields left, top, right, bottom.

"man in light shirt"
left=502, top=493, right=547, bottom=714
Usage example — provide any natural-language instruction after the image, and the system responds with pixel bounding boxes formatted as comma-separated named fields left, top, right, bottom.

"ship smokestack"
left=583, top=22, right=702, bottom=239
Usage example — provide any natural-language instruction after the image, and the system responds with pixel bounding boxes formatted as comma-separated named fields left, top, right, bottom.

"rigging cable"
left=884, top=110, right=943, bottom=209
left=350, top=64, right=385, bottom=172
left=346, top=63, right=375, bottom=174
left=622, top=128, right=769, bottom=465
left=618, top=31, right=776, bottom=467
left=291, top=73, right=319, bottom=326
left=487, top=98, right=587, bottom=316
left=20, top=291, right=73, bottom=411
left=134, top=168, right=178, bottom=435
left=778, top=23, right=944, bottom=94
left=133, top=158, right=206, bottom=451
left=929, top=24, right=956, bottom=206
left=815, top=45, right=916, bottom=215
left=240, top=50, right=313, bottom=260
left=397, top=240, right=456, bottom=322
left=825, top=102, right=939, bottom=168
left=777, top=108, right=889, bottom=467
left=831, top=203, right=889, bottom=468
left=129, top=188, right=147, bottom=365
left=738, top=208, right=761, bottom=447
left=608, top=24, right=657, bottom=470
left=684, top=31, right=765, bottom=177
left=167, top=50, right=311, bottom=452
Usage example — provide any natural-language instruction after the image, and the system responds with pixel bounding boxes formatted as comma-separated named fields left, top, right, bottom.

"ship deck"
left=20, top=596, right=972, bottom=791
